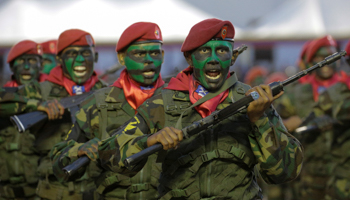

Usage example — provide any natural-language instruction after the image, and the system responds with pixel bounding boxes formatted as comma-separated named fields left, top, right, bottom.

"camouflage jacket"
left=97, top=82, right=304, bottom=199
left=307, top=82, right=350, bottom=199
left=50, top=86, right=164, bottom=199
left=274, top=82, right=315, bottom=120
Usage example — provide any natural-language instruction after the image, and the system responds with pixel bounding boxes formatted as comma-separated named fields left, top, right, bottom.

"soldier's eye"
left=82, top=50, right=91, bottom=57
left=29, top=58, right=38, bottom=64
left=150, top=51, right=160, bottom=56
left=15, top=59, right=24, bottom=65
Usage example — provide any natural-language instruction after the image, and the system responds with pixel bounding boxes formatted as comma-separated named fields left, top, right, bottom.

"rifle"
left=63, top=50, right=346, bottom=177
left=10, top=90, right=95, bottom=133
left=123, top=50, right=347, bottom=167
left=98, top=64, right=125, bottom=79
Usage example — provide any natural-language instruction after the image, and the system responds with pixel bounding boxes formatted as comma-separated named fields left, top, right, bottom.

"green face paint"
left=12, top=54, right=41, bottom=85
left=41, top=53, right=57, bottom=74
left=191, top=40, right=233, bottom=91
left=60, top=46, right=95, bottom=85
left=124, top=43, right=163, bottom=85
left=312, top=46, right=337, bottom=80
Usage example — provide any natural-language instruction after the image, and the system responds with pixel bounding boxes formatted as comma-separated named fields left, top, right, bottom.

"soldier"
left=40, top=40, right=58, bottom=79
left=50, top=22, right=165, bottom=200
left=14, top=29, right=107, bottom=200
left=88, top=18, right=303, bottom=199
left=0, top=41, right=63, bottom=200
left=274, top=36, right=349, bottom=199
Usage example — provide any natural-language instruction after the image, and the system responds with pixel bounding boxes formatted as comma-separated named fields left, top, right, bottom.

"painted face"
left=60, top=46, right=95, bottom=85
left=124, top=43, right=163, bottom=85
left=41, top=53, right=57, bottom=74
left=12, top=54, right=41, bottom=85
left=311, top=46, right=337, bottom=80
left=191, top=40, right=233, bottom=91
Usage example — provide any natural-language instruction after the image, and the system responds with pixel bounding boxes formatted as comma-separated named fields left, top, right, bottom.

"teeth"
left=22, top=75, right=32, bottom=80
left=74, top=71, right=87, bottom=77
left=74, top=66, right=86, bottom=71
left=143, top=71, right=155, bottom=76
left=205, top=74, right=221, bottom=80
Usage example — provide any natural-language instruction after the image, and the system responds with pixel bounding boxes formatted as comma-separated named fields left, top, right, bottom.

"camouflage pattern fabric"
left=97, top=83, right=303, bottom=199
left=0, top=81, right=42, bottom=116
left=0, top=81, right=44, bottom=199
left=50, top=86, right=163, bottom=200
left=309, top=83, right=350, bottom=200
left=16, top=79, right=107, bottom=200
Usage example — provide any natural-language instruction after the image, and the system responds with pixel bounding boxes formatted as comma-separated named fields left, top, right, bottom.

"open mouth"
left=142, top=69, right=155, bottom=78
left=21, top=74, right=32, bottom=80
left=205, top=69, right=221, bottom=80
left=74, top=66, right=87, bottom=77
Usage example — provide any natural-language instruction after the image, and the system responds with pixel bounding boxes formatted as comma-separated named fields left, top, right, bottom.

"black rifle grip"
left=269, top=81, right=284, bottom=96
left=124, top=143, right=163, bottom=168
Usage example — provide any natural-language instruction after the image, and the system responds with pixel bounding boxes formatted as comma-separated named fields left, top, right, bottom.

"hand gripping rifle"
left=62, top=50, right=345, bottom=178
left=10, top=90, right=95, bottom=133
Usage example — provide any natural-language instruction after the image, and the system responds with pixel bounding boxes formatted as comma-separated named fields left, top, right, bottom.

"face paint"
left=41, top=53, right=57, bottom=74
left=191, top=40, right=233, bottom=91
left=124, top=43, right=163, bottom=85
left=12, top=55, right=41, bottom=85
left=311, top=46, right=337, bottom=80
left=60, top=46, right=95, bottom=85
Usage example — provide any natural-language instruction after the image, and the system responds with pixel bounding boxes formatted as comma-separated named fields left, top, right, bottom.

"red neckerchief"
left=3, top=80, right=18, bottom=87
left=306, top=72, right=348, bottom=101
left=112, top=69, right=165, bottom=111
left=39, top=73, right=49, bottom=82
left=46, top=65, right=99, bottom=96
left=166, top=66, right=229, bottom=118
left=298, top=74, right=310, bottom=84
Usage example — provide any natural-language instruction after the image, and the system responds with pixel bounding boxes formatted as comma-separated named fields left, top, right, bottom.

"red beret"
left=7, top=40, right=43, bottom=63
left=244, top=66, right=268, bottom=85
left=116, top=22, right=162, bottom=52
left=41, top=40, right=57, bottom=54
left=306, top=35, right=337, bottom=63
left=345, top=39, right=350, bottom=57
left=57, top=29, right=94, bottom=54
left=181, top=18, right=235, bottom=52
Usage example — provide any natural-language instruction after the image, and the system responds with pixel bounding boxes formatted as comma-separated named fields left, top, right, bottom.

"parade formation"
left=0, top=13, right=350, bottom=200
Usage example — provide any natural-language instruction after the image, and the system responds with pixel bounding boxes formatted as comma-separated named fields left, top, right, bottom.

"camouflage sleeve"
left=248, top=105, right=304, bottom=184
left=0, top=89, right=41, bottom=116
left=98, top=114, right=150, bottom=175
left=51, top=95, right=101, bottom=181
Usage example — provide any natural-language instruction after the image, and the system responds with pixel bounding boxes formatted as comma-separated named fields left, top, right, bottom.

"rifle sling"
left=175, top=74, right=238, bottom=130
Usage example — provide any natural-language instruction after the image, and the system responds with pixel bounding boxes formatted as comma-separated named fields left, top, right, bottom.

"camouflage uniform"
left=0, top=81, right=46, bottom=200
left=308, top=82, right=350, bottom=200
left=16, top=78, right=106, bottom=200
left=51, top=85, right=164, bottom=200
left=0, top=82, right=42, bottom=116
left=97, top=78, right=303, bottom=200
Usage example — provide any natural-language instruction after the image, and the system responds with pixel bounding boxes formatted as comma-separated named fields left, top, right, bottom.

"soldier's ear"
left=94, top=52, right=98, bottom=63
left=161, top=50, right=165, bottom=64
left=117, top=52, right=126, bottom=66
left=230, top=49, right=239, bottom=65
left=184, top=52, right=193, bottom=66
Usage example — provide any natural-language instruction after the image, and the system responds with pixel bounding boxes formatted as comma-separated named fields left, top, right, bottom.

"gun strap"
left=175, top=74, right=238, bottom=130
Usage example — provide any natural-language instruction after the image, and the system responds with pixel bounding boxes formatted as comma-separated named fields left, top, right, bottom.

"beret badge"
left=86, top=35, right=93, bottom=47
left=221, top=26, right=228, bottom=40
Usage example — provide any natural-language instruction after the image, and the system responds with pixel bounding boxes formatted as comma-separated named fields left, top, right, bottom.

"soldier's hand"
left=78, top=138, right=100, bottom=161
left=147, top=127, right=183, bottom=150
left=37, top=99, right=65, bottom=120
left=246, top=84, right=283, bottom=123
